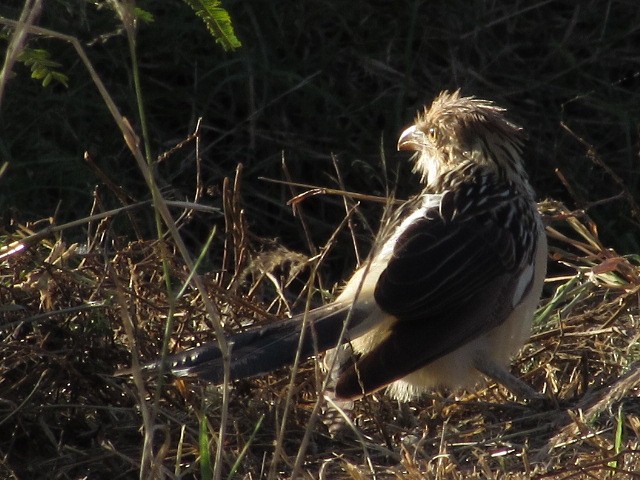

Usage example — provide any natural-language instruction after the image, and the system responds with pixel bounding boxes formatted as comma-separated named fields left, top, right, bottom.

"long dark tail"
left=150, top=303, right=362, bottom=383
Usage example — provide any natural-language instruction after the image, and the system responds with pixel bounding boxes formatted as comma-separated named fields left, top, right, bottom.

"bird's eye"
left=428, top=127, right=438, bottom=140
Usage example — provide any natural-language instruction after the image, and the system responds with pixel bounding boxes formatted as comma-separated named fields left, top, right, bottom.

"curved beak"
left=397, top=125, right=423, bottom=151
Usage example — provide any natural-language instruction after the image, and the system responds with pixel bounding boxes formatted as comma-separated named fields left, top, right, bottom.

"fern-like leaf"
left=17, top=48, right=69, bottom=88
left=183, top=0, right=241, bottom=52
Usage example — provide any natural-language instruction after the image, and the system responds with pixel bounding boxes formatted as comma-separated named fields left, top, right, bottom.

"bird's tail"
left=142, top=303, right=364, bottom=384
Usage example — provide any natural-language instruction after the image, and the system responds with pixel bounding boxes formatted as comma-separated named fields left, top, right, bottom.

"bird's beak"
left=397, top=125, right=422, bottom=151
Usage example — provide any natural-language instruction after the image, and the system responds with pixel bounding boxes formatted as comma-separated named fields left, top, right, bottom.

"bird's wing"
left=336, top=165, right=539, bottom=398
left=376, top=165, right=537, bottom=320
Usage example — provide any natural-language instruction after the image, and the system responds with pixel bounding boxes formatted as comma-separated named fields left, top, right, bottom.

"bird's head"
left=398, top=90, right=529, bottom=191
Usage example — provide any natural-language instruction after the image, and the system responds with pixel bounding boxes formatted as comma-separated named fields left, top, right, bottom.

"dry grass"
left=1, top=162, right=639, bottom=478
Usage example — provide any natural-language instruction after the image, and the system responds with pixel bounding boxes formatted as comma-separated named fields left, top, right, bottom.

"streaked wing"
left=374, top=164, right=535, bottom=322
left=335, top=164, right=538, bottom=398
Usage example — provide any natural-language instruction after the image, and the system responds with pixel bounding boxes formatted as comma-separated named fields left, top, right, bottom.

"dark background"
left=2, top=0, right=639, bottom=264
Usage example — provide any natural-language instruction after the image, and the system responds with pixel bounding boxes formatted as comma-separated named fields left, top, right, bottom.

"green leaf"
left=228, top=414, right=264, bottom=479
left=199, top=415, right=213, bottom=480
left=183, top=0, right=242, bottom=51
left=608, top=404, right=624, bottom=470
left=16, top=48, right=69, bottom=88
left=51, top=71, right=69, bottom=88
left=134, top=7, right=155, bottom=23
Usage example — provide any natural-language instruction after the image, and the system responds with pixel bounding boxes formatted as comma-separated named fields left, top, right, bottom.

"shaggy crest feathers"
left=404, top=90, right=531, bottom=197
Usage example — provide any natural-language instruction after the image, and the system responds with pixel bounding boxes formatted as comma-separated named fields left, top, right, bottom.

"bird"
left=140, top=91, right=548, bottom=402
